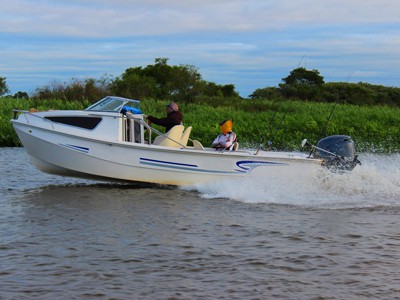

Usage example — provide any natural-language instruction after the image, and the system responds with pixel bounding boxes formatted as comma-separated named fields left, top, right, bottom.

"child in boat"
left=212, top=119, right=237, bottom=150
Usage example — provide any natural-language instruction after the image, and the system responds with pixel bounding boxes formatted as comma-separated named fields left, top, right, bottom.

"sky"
left=1, top=0, right=400, bottom=98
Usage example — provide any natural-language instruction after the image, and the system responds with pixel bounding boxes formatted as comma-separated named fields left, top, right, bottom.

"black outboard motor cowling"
left=316, top=135, right=361, bottom=171
left=317, top=135, right=355, bottom=159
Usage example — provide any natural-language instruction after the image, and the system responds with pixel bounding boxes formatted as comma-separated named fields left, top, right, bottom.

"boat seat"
left=153, top=125, right=184, bottom=147
left=180, top=126, right=192, bottom=146
left=192, top=140, right=204, bottom=150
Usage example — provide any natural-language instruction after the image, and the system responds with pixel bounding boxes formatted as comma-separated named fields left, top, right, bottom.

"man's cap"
left=166, top=102, right=179, bottom=111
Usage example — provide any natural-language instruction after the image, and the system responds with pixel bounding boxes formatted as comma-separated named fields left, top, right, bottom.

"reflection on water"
left=1, top=148, right=400, bottom=299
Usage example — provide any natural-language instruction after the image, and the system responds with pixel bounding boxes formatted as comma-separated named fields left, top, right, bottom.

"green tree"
left=110, top=71, right=156, bottom=99
left=202, top=82, right=222, bottom=97
left=12, top=91, right=29, bottom=99
left=29, top=58, right=240, bottom=102
left=281, top=67, right=325, bottom=86
left=167, top=64, right=203, bottom=102
left=202, top=82, right=239, bottom=98
left=110, top=58, right=240, bottom=101
left=32, top=77, right=111, bottom=101
left=0, top=76, right=10, bottom=96
left=279, top=67, right=325, bottom=100
left=141, top=58, right=204, bottom=101
left=142, top=58, right=173, bottom=98
left=220, top=84, right=239, bottom=97
left=249, top=87, right=281, bottom=99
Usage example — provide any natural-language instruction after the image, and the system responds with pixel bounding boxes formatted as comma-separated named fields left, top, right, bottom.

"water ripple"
left=1, top=148, right=400, bottom=299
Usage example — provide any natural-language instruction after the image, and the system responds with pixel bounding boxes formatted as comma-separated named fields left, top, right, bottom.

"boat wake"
left=187, top=153, right=400, bottom=209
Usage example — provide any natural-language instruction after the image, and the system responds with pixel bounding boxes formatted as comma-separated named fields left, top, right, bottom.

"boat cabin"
left=13, top=96, right=202, bottom=149
left=85, top=96, right=197, bottom=148
left=84, top=96, right=145, bottom=144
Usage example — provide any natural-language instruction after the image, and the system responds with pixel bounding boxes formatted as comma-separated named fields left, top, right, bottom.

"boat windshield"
left=85, top=96, right=141, bottom=113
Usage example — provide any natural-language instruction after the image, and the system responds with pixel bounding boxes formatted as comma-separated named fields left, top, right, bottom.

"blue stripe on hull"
left=59, top=143, right=89, bottom=153
left=140, top=158, right=287, bottom=175
left=140, top=157, right=237, bottom=174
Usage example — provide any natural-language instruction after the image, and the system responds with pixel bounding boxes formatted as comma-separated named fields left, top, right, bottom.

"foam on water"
left=188, top=153, right=400, bottom=209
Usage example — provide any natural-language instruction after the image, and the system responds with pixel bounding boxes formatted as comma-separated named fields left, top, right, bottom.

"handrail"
left=87, top=113, right=125, bottom=118
left=12, top=109, right=28, bottom=120
left=125, top=116, right=186, bottom=148
left=12, top=109, right=55, bottom=129
left=88, top=113, right=186, bottom=148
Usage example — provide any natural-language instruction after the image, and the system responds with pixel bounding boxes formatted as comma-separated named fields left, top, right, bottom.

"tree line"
left=249, top=67, right=400, bottom=107
left=1, top=58, right=400, bottom=107
left=0, top=58, right=237, bottom=103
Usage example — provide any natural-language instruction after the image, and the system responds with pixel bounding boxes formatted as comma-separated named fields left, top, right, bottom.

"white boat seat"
left=153, top=125, right=184, bottom=147
left=192, top=140, right=204, bottom=150
left=180, top=126, right=192, bottom=146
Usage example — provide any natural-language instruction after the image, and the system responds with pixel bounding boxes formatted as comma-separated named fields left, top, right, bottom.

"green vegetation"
left=2, top=61, right=400, bottom=107
left=2, top=61, right=399, bottom=152
left=2, top=96, right=399, bottom=152
left=250, top=67, right=400, bottom=107
left=0, top=76, right=9, bottom=96
left=27, top=58, right=238, bottom=103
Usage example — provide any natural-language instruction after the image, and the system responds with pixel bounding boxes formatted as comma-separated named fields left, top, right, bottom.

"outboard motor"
left=316, top=135, right=361, bottom=171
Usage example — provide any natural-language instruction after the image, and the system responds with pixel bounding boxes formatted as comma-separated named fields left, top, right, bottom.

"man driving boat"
left=147, top=101, right=183, bottom=132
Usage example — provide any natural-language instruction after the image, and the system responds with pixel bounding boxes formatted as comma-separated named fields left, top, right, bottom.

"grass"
left=2, top=96, right=400, bottom=152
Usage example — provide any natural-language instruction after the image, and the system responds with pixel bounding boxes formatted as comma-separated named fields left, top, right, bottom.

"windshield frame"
left=84, top=96, right=141, bottom=113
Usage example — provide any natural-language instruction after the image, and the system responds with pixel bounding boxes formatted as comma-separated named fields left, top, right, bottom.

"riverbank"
left=2, top=97, right=399, bottom=152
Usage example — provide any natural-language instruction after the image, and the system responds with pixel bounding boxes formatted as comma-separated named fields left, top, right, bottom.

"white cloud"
left=2, top=0, right=400, bottom=37
left=1, top=0, right=400, bottom=96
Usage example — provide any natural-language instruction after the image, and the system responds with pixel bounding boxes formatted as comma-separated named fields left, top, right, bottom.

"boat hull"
left=12, top=122, right=323, bottom=186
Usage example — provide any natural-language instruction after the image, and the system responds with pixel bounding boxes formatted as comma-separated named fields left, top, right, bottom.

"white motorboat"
left=11, top=96, right=360, bottom=186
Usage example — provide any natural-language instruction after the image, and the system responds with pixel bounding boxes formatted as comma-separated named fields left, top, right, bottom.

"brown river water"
left=1, top=147, right=399, bottom=299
